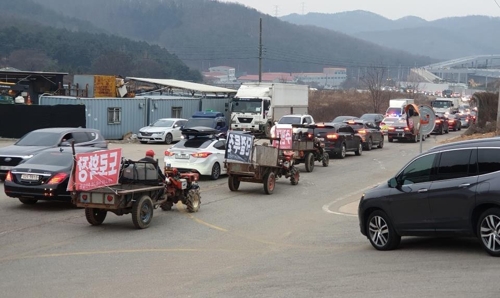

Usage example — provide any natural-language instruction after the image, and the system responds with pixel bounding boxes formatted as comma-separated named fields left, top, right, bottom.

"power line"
left=494, top=0, right=500, bottom=8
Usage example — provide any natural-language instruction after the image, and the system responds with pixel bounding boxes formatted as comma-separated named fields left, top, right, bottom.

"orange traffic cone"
left=26, top=95, right=32, bottom=105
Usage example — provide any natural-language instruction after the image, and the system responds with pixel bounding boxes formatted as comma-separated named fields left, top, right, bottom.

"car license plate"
left=21, top=174, right=39, bottom=181
left=175, top=154, right=189, bottom=160
left=0, top=166, right=12, bottom=171
left=318, top=138, right=324, bottom=141
left=396, top=129, right=404, bottom=132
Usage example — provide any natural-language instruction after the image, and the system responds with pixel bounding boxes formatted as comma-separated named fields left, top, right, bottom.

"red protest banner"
left=67, top=148, right=122, bottom=191
left=273, top=128, right=293, bottom=150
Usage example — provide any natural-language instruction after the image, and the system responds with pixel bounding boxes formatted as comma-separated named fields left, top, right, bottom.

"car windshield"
left=15, top=131, right=60, bottom=146
left=348, top=124, right=364, bottom=130
left=173, top=137, right=213, bottom=149
left=386, top=108, right=403, bottom=115
left=432, top=101, right=451, bottom=108
left=185, top=118, right=215, bottom=128
left=23, top=151, right=73, bottom=167
left=360, top=114, right=377, bottom=121
left=383, top=117, right=399, bottom=123
left=332, top=116, right=356, bottom=123
left=390, top=120, right=408, bottom=127
left=231, top=100, right=262, bottom=113
left=278, top=117, right=301, bottom=125
left=151, top=119, right=174, bottom=127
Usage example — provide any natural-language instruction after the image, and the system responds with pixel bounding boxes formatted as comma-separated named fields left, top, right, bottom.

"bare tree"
left=361, top=66, right=387, bottom=113
left=405, top=70, right=425, bottom=99
left=91, top=51, right=134, bottom=76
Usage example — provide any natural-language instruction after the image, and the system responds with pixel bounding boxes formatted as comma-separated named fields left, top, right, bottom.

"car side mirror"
left=388, top=177, right=399, bottom=188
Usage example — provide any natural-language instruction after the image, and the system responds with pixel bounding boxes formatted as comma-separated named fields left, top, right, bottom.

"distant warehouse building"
left=237, top=67, right=347, bottom=89
left=294, top=68, right=347, bottom=89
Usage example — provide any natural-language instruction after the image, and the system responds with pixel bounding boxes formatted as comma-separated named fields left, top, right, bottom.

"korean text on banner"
left=225, top=132, right=254, bottom=163
left=67, top=148, right=122, bottom=191
left=272, top=128, right=293, bottom=149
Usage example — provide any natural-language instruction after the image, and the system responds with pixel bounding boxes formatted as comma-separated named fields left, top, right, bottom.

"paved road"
left=0, top=132, right=498, bottom=298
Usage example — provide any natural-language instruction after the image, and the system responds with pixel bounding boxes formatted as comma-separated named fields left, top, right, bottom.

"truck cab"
left=431, top=98, right=460, bottom=115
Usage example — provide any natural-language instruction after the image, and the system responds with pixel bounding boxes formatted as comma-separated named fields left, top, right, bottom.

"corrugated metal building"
left=39, top=95, right=231, bottom=140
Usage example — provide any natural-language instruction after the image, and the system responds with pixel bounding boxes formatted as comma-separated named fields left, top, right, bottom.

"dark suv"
left=307, top=123, right=363, bottom=159
left=358, top=137, right=500, bottom=256
left=0, top=127, right=107, bottom=180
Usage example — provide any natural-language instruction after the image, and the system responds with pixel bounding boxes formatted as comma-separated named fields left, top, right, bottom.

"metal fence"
left=39, top=95, right=231, bottom=139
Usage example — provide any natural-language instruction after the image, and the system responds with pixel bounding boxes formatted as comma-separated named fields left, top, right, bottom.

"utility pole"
left=301, top=2, right=305, bottom=14
left=497, top=83, right=500, bottom=135
left=259, top=18, right=263, bottom=83
left=274, top=6, right=279, bottom=17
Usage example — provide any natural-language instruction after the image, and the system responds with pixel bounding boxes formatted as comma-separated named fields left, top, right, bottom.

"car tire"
left=228, top=175, right=240, bottom=191
left=263, top=171, right=276, bottom=195
left=458, top=125, right=462, bottom=131
left=18, top=197, right=38, bottom=205
left=290, top=167, right=300, bottom=185
left=305, top=152, right=314, bottom=172
left=210, top=162, right=221, bottom=180
left=164, top=133, right=173, bottom=145
left=378, top=137, right=384, bottom=148
left=338, top=143, right=347, bottom=159
left=388, top=137, right=393, bottom=143
left=366, top=138, right=373, bottom=151
left=322, top=152, right=329, bottom=167
left=355, top=142, right=363, bottom=156
left=477, top=208, right=500, bottom=257
left=185, top=188, right=201, bottom=213
left=85, top=208, right=107, bottom=226
left=366, top=210, right=401, bottom=251
left=439, top=126, right=444, bottom=135
left=132, top=195, right=154, bottom=229
left=412, top=134, right=418, bottom=143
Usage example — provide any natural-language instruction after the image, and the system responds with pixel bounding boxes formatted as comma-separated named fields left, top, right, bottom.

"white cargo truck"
left=229, top=83, right=309, bottom=137
left=431, top=98, right=462, bottom=114
left=385, top=98, right=415, bottom=117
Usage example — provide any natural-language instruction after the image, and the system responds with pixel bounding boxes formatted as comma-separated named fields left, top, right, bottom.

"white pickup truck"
left=270, top=114, right=315, bottom=138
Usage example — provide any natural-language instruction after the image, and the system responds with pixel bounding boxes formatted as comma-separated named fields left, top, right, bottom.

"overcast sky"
left=225, top=0, right=500, bottom=20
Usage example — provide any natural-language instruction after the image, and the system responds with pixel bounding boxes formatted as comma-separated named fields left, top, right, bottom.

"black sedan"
left=344, top=120, right=384, bottom=150
left=0, top=127, right=107, bottom=180
left=308, top=123, right=363, bottom=159
left=359, top=113, right=384, bottom=127
left=432, top=113, right=450, bottom=135
left=446, top=114, right=462, bottom=131
left=4, top=147, right=103, bottom=205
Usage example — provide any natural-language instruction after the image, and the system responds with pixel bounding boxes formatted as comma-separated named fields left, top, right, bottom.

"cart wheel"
left=290, top=167, right=300, bottom=185
left=132, top=196, right=154, bottom=229
left=305, top=152, right=315, bottom=172
left=263, top=172, right=276, bottom=195
left=85, top=208, right=107, bottom=226
left=228, top=175, right=240, bottom=191
left=322, top=152, right=329, bottom=167
left=186, top=188, right=201, bottom=213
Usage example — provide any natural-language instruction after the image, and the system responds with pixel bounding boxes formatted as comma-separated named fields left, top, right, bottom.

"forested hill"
left=0, top=17, right=201, bottom=81
left=29, top=0, right=435, bottom=73
left=281, top=11, right=500, bottom=60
